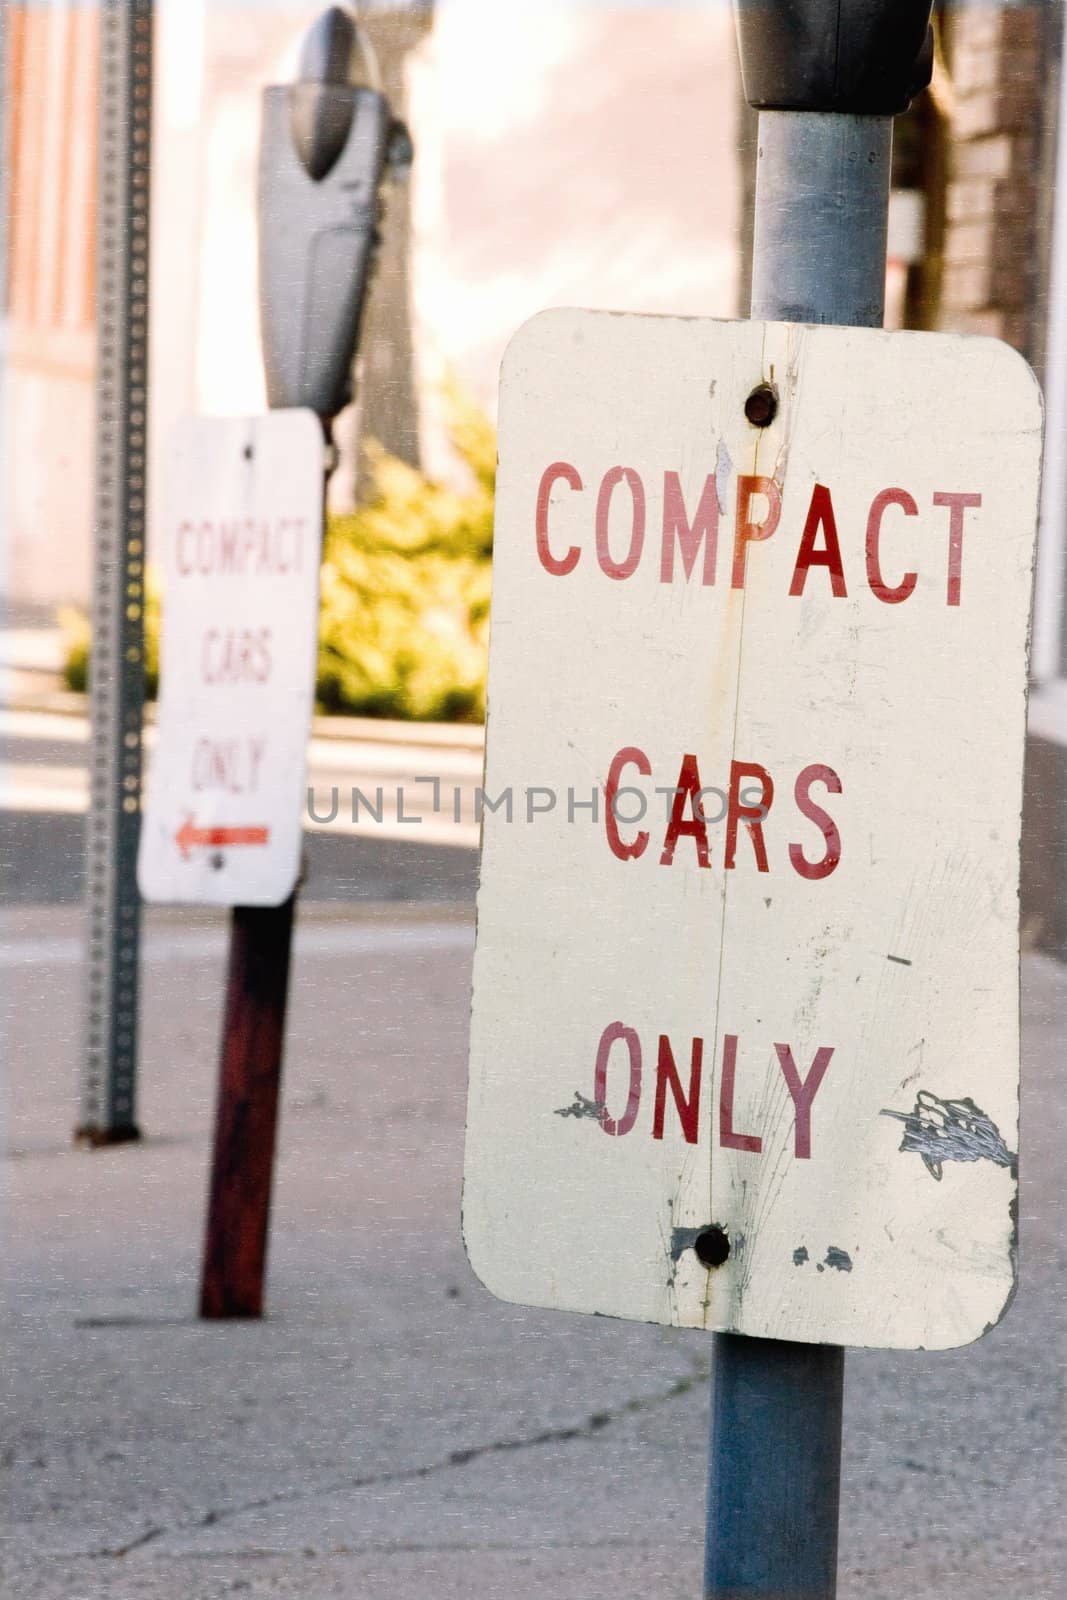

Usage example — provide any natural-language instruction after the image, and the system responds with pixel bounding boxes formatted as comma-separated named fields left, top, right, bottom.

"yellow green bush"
left=317, top=390, right=494, bottom=721
left=61, top=391, right=494, bottom=724
left=59, top=608, right=91, bottom=693
left=59, top=572, right=161, bottom=699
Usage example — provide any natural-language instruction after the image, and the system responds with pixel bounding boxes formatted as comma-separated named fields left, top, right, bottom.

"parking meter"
left=258, top=5, right=412, bottom=420
left=734, top=0, right=934, bottom=113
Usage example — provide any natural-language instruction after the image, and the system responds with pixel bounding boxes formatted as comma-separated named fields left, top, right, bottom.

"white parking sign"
left=464, top=310, right=1042, bottom=1351
left=138, top=411, right=323, bottom=907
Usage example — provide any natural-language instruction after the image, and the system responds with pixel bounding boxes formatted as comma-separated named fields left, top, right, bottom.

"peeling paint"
left=669, top=1225, right=707, bottom=1262
left=881, top=1091, right=1017, bottom=1181
left=554, top=1090, right=604, bottom=1122
left=714, top=437, right=733, bottom=516
left=668, top=1224, right=733, bottom=1270
left=793, top=1246, right=809, bottom=1266
left=824, top=1247, right=852, bottom=1272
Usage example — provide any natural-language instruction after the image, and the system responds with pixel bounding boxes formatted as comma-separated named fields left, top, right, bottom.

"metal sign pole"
left=199, top=6, right=405, bottom=1318
left=704, top=7, right=933, bottom=1595
left=79, top=0, right=154, bottom=1146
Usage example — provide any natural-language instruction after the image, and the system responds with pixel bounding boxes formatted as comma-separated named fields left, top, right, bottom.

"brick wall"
left=4, top=2, right=101, bottom=605
left=939, top=5, right=1067, bottom=959
left=939, top=4, right=1046, bottom=358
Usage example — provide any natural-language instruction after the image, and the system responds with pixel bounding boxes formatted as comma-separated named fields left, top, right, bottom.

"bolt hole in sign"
left=138, top=411, right=324, bottom=907
left=463, top=310, right=1042, bottom=1352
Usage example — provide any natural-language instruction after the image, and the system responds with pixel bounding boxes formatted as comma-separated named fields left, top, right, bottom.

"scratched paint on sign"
left=463, top=310, right=1042, bottom=1351
left=138, top=411, right=324, bottom=907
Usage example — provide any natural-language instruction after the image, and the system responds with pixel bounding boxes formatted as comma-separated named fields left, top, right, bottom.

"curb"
left=4, top=689, right=487, bottom=753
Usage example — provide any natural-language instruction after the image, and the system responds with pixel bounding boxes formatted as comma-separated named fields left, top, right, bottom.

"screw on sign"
left=464, top=309, right=1041, bottom=1355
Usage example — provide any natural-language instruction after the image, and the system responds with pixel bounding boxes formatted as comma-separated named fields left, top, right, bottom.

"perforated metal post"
left=79, top=1, right=154, bottom=1144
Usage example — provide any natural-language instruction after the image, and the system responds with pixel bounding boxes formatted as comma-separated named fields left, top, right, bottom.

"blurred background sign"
left=137, top=410, right=324, bottom=908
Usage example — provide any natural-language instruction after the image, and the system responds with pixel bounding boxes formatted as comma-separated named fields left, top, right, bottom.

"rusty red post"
left=197, top=423, right=329, bottom=1321
left=199, top=895, right=296, bottom=1318
left=198, top=420, right=329, bottom=1321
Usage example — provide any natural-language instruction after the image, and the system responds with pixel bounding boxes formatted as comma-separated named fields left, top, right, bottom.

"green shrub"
left=317, top=388, right=494, bottom=721
left=59, top=607, right=90, bottom=693
left=60, top=389, right=495, bottom=724
left=59, top=576, right=161, bottom=699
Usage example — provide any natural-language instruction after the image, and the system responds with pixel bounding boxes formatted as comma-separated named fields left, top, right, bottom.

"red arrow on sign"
left=176, top=816, right=271, bottom=859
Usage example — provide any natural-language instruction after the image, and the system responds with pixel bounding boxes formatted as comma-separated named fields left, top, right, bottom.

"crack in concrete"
left=93, top=1525, right=166, bottom=1558
left=84, top=1355, right=710, bottom=1560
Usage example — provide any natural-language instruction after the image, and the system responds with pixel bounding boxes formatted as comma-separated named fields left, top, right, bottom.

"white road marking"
left=1, top=709, right=483, bottom=847
left=0, top=920, right=474, bottom=970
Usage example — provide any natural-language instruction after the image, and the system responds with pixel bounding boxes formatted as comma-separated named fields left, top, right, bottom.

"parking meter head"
left=297, top=7, right=378, bottom=89
left=734, top=0, right=934, bottom=114
left=291, top=8, right=381, bottom=182
left=258, top=8, right=396, bottom=418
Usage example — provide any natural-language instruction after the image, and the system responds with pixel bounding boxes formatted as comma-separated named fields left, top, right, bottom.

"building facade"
left=933, top=4, right=1067, bottom=957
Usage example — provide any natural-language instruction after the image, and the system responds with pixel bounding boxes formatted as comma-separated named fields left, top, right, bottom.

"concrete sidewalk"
left=1, top=904, right=1064, bottom=1599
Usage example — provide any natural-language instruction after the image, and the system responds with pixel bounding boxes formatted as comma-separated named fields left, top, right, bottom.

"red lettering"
left=732, top=475, right=782, bottom=588
left=594, top=1022, right=642, bottom=1137
left=773, top=1043, right=834, bottom=1159
left=604, top=746, right=651, bottom=861
left=535, top=462, right=582, bottom=576
left=247, top=737, right=265, bottom=793
left=596, top=467, right=645, bottom=580
left=725, top=760, right=773, bottom=873
left=865, top=487, right=918, bottom=603
left=588, top=1023, right=839, bottom=1161
left=653, top=1035, right=702, bottom=1144
left=719, top=1034, right=762, bottom=1153
left=201, top=627, right=273, bottom=686
left=218, top=519, right=240, bottom=573
left=788, top=764, right=842, bottom=880
left=661, top=472, right=718, bottom=585
left=660, top=753, right=711, bottom=868
left=201, top=629, right=218, bottom=683
left=789, top=483, right=847, bottom=598
left=933, top=490, right=981, bottom=606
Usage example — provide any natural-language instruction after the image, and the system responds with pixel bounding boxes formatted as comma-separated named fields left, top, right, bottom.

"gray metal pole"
left=704, top=110, right=893, bottom=1600
left=750, top=112, right=892, bottom=327
left=79, top=1, right=154, bottom=1144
